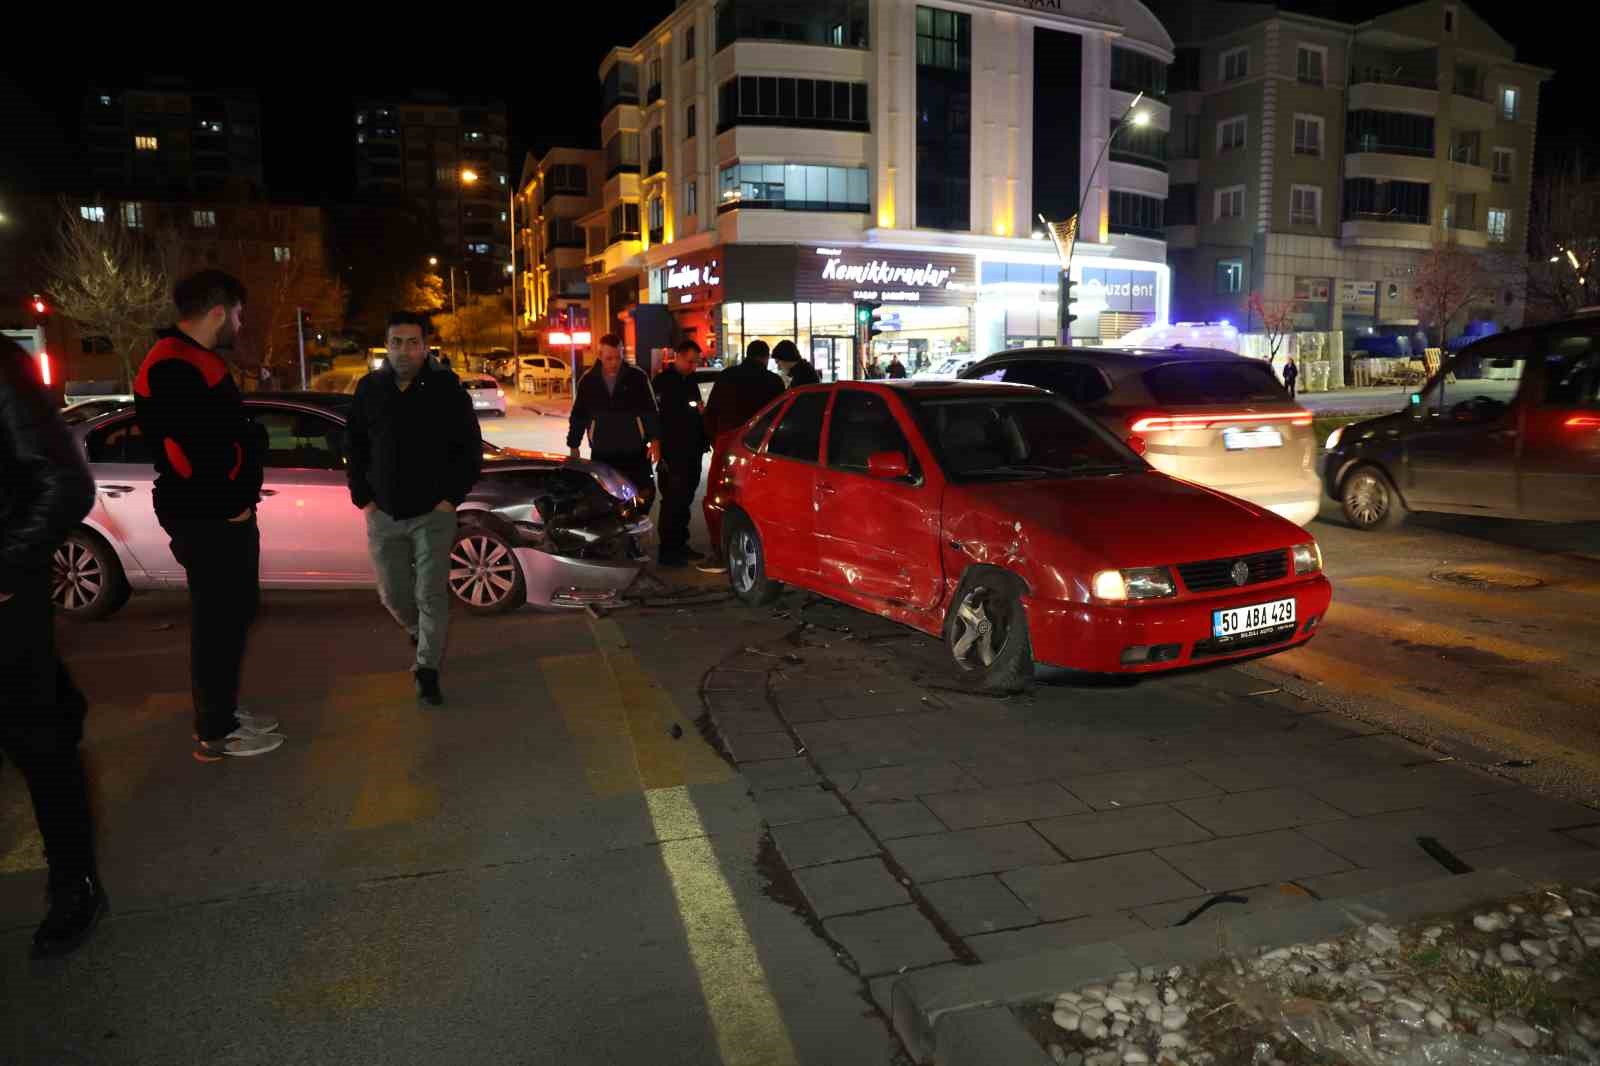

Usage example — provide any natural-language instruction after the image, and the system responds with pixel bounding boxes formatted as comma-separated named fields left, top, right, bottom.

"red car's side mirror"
left=867, top=451, right=910, bottom=479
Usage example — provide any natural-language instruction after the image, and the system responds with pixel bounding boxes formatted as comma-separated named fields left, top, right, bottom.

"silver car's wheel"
left=449, top=527, right=525, bottom=614
left=52, top=531, right=130, bottom=620
left=1341, top=465, right=1404, bottom=531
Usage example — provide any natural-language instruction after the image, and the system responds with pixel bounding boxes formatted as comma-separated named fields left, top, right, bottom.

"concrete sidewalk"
left=1296, top=385, right=1413, bottom=415
left=506, top=388, right=573, bottom=417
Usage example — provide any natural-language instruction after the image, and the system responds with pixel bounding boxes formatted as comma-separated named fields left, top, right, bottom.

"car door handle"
left=259, top=489, right=278, bottom=496
left=100, top=484, right=135, bottom=494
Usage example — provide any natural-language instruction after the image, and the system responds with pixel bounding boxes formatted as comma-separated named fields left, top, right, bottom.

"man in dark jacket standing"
left=1282, top=356, right=1299, bottom=399
left=134, top=270, right=283, bottom=762
left=653, top=339, right=710, bottom=567
left=567, top=334, right=661, bottom=506
left=772, top=339, right=819, bottom=388
left=347, top=312, right=482, bottom=706
left=1, top=339, right=105, bottom=958
left=699, top=340, right=785, bottom=573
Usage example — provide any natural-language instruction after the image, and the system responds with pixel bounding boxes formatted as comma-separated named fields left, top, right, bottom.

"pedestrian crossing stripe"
left=1341, top=575, right=1596, bottom=625
left=1321, top=601, right=1562, bottom=665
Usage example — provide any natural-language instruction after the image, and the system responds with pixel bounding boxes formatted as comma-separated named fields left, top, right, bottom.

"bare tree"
left=44, top=202, right=174, bottom=388
left=1247, top=291, right=1299, bottom=368
left=1527, top=154, right=1600, bottom=319
left=1414, top=242, right=1488, bottom=346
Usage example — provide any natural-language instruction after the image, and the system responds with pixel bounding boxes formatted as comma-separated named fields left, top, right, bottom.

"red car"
left=708, top=381, right=1332, bottom=691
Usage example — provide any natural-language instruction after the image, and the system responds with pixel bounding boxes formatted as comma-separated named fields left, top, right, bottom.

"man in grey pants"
left=346, top=312, right=482, bottom=705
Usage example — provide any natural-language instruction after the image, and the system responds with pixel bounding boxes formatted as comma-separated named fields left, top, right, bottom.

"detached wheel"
left=449, top=523, right=525, bottom=614
left=53, top=530, right=130, bottom=620
left=944, top=573, right=1033, bottom=693
left=726, top=515, right=782, bottom=606
left=1341, top=464, right=1406, bottom=531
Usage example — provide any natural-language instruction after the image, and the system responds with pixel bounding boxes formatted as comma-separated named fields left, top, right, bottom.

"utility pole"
left=509, top=184, right=518, bottom=376
left=295, top=305, right=307, bottom=389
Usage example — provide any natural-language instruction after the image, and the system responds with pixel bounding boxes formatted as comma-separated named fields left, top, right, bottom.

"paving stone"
left=1174, top=787, right=1348, bottom=837
left=962, top=749, right=1112, bottom=785
left=919, top=875, right=1038, bottom=936
left=1002, top=852, right=1199, bottom=920
left=713, top=709, right=787, bottom=736
left=771, top=697, right=835, bottom=724
left=968, top=912, right=1148, bottom=962
left=821, top=691, right=927, bottom=718
left=794, top=858, right=911, bottom=917
left=869, top=963, right=961, bottom=1015
left=887, top=825, right=1062, bottom=882
left=754, top=786, right=848, bottom=827
left=839, top=761, right=984, bottom=802
left=740, top=758, right=819, bottom=791
left=1297, top=860, right=1456, bottom=900
left=1459, top=837, right=1596, bottom=870
left=823, top=905, right=955, bottom=976
left=702, top=669, right=769, bottom=694
left=1157, top=829, right=1352, bottom=891
left=1132, top=881, right=1317, bottom=929
left=1032, top=805, right=1212, bottom=860
left=1062, top=766, right=1224, bottom=810
left=1307, top=763, right=1504, bottom=817
left=857, top=799, right=949, bottom=839
left=723, top=731, right=798, bottom=763
left=770, top=816, right=880, bottom=868
left=1566, top=825, right=1600, bottom=849
left=1485, top=790, right=1600, bottom=831
left=1297, top=806, right=1523, bottom=869
left=920, top=782, right=1089, bottom=830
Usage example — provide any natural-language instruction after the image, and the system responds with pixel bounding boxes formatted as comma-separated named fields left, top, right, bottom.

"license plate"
left=1223, top=427, right=1284, bottom=450
left=473, top=399, right=490, bottom=407
left=1212, top=597, right=1297, bottom=641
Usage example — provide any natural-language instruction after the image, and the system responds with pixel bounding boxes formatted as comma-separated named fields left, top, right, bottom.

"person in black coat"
left=772, top=339, right=819, bottom=388
left=1282, top=356, right=1299, bottom=399
left=699, top=340, right=785, bottom=571
left=0, top=338, right=105, bottom=958
left=567, top=334, right=661, bottom=507
left=653, top=339, right=711, bottom=567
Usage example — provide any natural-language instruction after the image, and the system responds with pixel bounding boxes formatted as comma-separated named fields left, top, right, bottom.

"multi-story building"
left=83, top=83, right=264, bottom=199
left=516, top=147, right=604, bottom=346
left=354, top=94, right=512, bottom=292
left=584, top=0, right=1175, bottom=377
left=1162, top=0, right=1549, bottom=341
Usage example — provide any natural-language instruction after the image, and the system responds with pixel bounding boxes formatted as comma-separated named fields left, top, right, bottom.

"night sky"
left=0, top=1, right=1590, bottom=204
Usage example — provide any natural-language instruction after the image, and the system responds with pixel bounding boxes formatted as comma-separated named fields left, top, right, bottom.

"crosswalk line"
left=541, top=652, right=652, bottom=799
left=326, top=673, right=440, bottom=831
left=1340, top=574, right=1596, bottom=625
left=1320, top=601, right=1563, bottom=665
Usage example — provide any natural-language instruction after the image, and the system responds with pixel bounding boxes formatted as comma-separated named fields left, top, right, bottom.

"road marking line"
left=540, top=652, right=650, bottom=799
left=1322, top=601, right=1563, bottom=665
left=335, top=675, right=440, bottom=831
left=1340, top=575, right=1596, bottom=624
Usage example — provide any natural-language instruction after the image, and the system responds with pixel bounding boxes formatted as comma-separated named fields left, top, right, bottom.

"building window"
left=602, top=62, right=641, bottom=111
left=1493, top=147, right=1515, bottom=182
left=546, top=164, right=588, bottom=196
left=468, top=242, right=492, bottom=255
left=546, top=218, right=585, bottom=249
left=1215, top=185, right=1245, bottom=221
left=715, top=0, right=869, bottom=52
left=1501, top=86, right=1519, bottom=121
left=647, top=197, right=665, bottom=243
left=1110, top=46, right=1167, bottom=97
left=1175, top=115, right=1200, bottom=159
left=1220, top=46, right=1248, bottom=83
left=1166, top=183, right=1198, bottom=226
left=193, top=209, right=217, bottom=228
left=648, top=127, right=664, bottom=174
left=1343, top=177, right=1430, bottom=225
left=465, top=130, right=484, bottom=142
left=1217, top=115, right=1247, bottom=154
left=717, top=162, right=870, bottom=213
left=1487, top=208, right=1509, bottom=243
left=608, top=202, right=641, bottom=244
left=686, top=104, right=697, bottom=138
left=1293, top=115, right=1323, bottom=156
left=1346, top=110, right=1435, bottom=158
left=915, top=4, right=971, bottom=232
left=1296, top=44, right=1326, bottom=85
left=134, top=135, right=158, bottom=151
left=499, top=174, right=507, bottom=186
left=685, top=180, right=698, bottom=215
left=197, top=119, right=224, bottom=134
left=684, top=25, right=696, bottom=61
left=1290, top=185, right=1321, bottom=225
left=717, top=76, right=870, bottom=133
left=120, top=202, right=143, bottom=228
left=1107, top=191, right=1165, bottom=237
left=916, top=5, right=970, bottom=71
left=647, top=58, right=663, bottom=103
left=273, top=246, right=291, bottom=263
left=1451, top=129, right=1481, bottom=166
left=605, top=131, right=641, bottom=177
left=1444, top=4, right=1457, bottom=32
left=1216, top=259, right=1244, bottom=294
left=1445, top=193, right=1478, bottom=231
left=99, top=94, right=112, bottom=106
left=355, top=111, right=365, bottom=125
left=80, top=205, right=105, bottom=223
left=436, top=166, right=457, bottom=184
left=1110, top=120, right=1167, bottom=170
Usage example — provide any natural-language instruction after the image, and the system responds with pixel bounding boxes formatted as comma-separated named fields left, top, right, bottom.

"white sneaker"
left=194, top=730, right=286, bottom=763
left=235, top=709, right=280, bottom=736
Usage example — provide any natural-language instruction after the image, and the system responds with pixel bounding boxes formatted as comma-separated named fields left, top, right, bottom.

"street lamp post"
left=508, top=182, right=518, bottom=382
left=1048, top=91, right=1149, bottom=345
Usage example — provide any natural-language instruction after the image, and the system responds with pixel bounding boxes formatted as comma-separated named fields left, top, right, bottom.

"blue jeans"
left=365, top=508, right=457, bottom=671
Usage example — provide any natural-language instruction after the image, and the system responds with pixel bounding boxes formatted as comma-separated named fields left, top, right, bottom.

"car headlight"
left=1292, top=542, right=1323, bottom=574
left=1092, top=567, right=1176, bottom=601
left=1324, top=426, right=1345, bottom=451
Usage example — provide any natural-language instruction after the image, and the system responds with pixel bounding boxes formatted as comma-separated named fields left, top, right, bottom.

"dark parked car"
left=1325, top=316, right=1600, bottom=529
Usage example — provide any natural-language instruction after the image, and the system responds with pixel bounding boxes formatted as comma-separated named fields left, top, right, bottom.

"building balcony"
left=1446, top=159, right=1491, bottom=194
left=1340, top=217, right=1434, bottom=248
left=1445, top=226, right=1488, bottom=249
left=1348, top=80, right=1439, bottom=115
left=1446, top=90, right=1495, bottom=130
left=1345, top=151, right=1437, bottom=184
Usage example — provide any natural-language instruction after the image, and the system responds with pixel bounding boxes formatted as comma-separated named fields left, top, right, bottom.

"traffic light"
left=1059, top=273, right=1078, bottom=342
left=29, top=294, right=49, bottom=319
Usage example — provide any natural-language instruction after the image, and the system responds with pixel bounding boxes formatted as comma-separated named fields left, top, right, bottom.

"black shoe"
left=31, top=873, right=107, bottom=960
left=414, top=668, right=444, bottom=706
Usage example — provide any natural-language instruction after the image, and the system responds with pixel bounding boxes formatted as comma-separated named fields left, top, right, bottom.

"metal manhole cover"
left=1430, top=566, right=1545, bottom=590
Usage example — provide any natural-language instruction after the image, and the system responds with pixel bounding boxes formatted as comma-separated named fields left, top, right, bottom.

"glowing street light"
left=1130, top=111, right=1151, bottom=127
left=460, top=168, right=480, bottom=185
left=428, top=256, right=440, bottom=267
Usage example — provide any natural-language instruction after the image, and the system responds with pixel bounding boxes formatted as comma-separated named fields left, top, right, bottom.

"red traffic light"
left=30, top=295, right=48, bottom=316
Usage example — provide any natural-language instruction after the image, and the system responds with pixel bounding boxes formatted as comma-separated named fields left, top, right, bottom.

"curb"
left=889, top=851, right=1600, bottom=1065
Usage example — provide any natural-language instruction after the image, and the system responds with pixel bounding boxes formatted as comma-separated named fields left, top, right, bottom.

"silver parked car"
left=54, top=393, right=649, bottom=620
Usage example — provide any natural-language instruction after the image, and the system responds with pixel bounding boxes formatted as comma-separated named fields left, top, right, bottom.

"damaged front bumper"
left=514, top=516, right=653, bottom=610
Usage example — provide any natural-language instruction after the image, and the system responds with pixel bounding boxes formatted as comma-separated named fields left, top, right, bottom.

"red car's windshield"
left=909, top=394, right=1143, bottom=482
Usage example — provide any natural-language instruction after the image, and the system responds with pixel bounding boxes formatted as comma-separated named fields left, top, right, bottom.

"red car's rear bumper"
left=1023, top=575, right=1333, bottom=673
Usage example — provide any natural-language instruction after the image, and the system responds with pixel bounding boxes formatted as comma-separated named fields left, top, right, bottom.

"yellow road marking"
left=1322, top=601, right=1563, bottom=664
left=1341, top=575, right=1597, bottom=625
left=330, top=674, right=440, bottom=831
left=0, top=827, right=44, bottom=874
left=541, top=652, right=648, bottom=799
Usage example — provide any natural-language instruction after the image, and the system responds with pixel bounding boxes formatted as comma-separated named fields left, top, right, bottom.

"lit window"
left=1216, top=259, right=1244, bottom=294
left=99, top=94, right=112, bottom=106
left=357, top=131, right=366, bottom=144
left=273, top=246, right=291, bottom=263
left=1487, top=208, right=1508, bottom=243
left=1217, top=116, right=1247, bottom=153
left=1501, top=87, right=1519, bottom=120
left=193, top=209, right=217, bottom=228
left=1215, top=185, right=1245, bottom=221
left=198, top=119, right=223, bottom=133
left=135, top=135, right=158, bottom=151
left=355, top=112, right=366, bottom=125
left=80, top=205, right=105, bottom=223
left=499, top=174, right=507, bottom=186
left=1290, top=185, right=1321, bottom=225
left=685, top=180, right=698, bottom=215
left=500, top=210, right=508, bottom=222
left=121, top=202, right=143, bottom=228
left=1221, top=46, right=1248, bottom=83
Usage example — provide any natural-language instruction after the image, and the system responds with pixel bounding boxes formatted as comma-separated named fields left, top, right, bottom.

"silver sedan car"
left=53, top=393, right=649, bottom=620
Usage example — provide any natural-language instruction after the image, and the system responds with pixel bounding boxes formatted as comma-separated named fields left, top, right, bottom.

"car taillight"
left=1128, top=411, right=1313, bottom=433
left=1566, top=415, right=1600, bottom=429
left=497, top=389, right=505, bottom=398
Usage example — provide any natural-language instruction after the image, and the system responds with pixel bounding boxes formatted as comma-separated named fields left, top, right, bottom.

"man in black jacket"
left=1, top=338, right=106, bottom=957
left=772, top=339, right=820, bottom=388
left=347, top=312, right=483, bottom=706
left=134, top=270, right=283, bottom=762
left=567, top=334, right=660, bottom=506
left=653, top=339, right=710, bottom=567
left=699, top=340, right=785, bottom=573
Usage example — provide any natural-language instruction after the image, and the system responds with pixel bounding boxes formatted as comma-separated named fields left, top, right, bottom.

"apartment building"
left=1163, top=0, right=1549, bottom=340
left=516, top=147, right=604, bottom=343
left=584, top=0, right=1175, bottom=377
left=83, top=83, right=264, bottom=199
